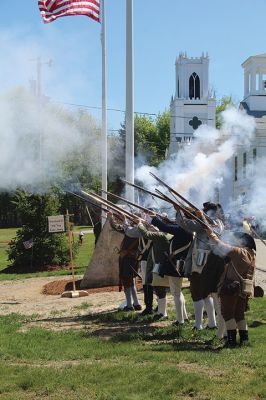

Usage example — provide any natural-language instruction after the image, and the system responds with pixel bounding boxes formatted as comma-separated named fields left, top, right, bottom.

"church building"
left=168, top=52, right=216, bottom=155
left=168, top=52, right=266, bottom=207
left=235, top=54, right=266, bottom=199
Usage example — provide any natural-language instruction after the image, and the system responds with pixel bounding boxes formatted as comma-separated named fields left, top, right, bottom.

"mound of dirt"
left=43, top=277, right=144, bottom=296
left=42, top=279, right=123, bottom=295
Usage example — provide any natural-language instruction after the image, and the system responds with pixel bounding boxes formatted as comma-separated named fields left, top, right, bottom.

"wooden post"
left=66, top=209, right=76, bottom=291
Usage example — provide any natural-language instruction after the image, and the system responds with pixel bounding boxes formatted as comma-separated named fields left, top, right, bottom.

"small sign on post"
left=57, top=210, right=89, bottom=299
left=48, top=215, right=66, bottom=233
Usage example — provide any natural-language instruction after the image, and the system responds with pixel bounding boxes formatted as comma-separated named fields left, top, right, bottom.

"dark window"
left=243, top=152, right=247, bottom=178
left=195, top=74, right=200, bottom=99
left=189, top=72, right=200, bottom=99
left=189, top=116, right=202, bottom=130
left=252, top=148, right=257, bottom=176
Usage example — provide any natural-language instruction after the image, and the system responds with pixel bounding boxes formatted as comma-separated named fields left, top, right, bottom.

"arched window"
left=189, top=72, right=200, bottom=99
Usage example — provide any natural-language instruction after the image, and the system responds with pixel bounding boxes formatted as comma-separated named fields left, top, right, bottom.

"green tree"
left=135, top=110, right=170, bottom=165
left=8, top=190, right=74, bottom=271
left=216, top=96, right=235, bottom=129
left=153, top=110, right=170, bottom=164
left=0, top=192, right=19, bottom=228
left=115, top=110, right=170, bottom=173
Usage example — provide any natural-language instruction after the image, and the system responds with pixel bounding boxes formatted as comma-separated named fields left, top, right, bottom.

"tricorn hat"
left=203, top=201, right=218, bottom=212
left=233, top=231, right=256, bottom=251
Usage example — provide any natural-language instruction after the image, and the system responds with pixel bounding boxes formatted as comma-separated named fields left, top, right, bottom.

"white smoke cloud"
left=240, top=157, right=266, bottom=231
left=135, top=107, right=256, bottom=209
left=0, top=88, right=101, bottom=191
left=0, top=27, right=107, bottom=192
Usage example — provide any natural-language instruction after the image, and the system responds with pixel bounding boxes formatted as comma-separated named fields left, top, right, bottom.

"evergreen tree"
left=8, top=190, right=75, bottom=271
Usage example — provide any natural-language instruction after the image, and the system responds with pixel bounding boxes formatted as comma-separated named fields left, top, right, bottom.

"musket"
left=67, top=191, right=109, bottom=213
left=247, top=222, right=266, bottom=248
left=155, top=189, right=211, bottom=231
left=102, top=189, right=177, bottom=225
left=81, top=190, right=136, bottom=222
left=81, top=190, right=145, bottom=224
left=122, top=178, right=195, bottom=219
left=149, top=172, right=214, bottom=225
left=67, top=191, right=125, bottom=221
left=121, top=179, right=167, bottom=202
left=102, top=190, right=149, bottom=212
left=101, top=189, right=169, bottom=219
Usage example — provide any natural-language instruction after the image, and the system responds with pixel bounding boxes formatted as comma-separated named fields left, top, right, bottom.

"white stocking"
left=204, top=296, right=217, bottom=328
left=131, top=283, right=140, bottom=306
left=193, top=300, right=204, bottom=329
left=157, top=297, right=167, bottom=317
left=212, top=292, right=226, bottom=338
left=124, top=287, right=133, bottom=308
left=173, top=293, right=185, bottom=323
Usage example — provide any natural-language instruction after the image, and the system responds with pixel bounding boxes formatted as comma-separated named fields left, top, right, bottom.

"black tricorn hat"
left=203, top=202, right=218, bottom=212
left=233, top=231, right=256, bottom=251
left=254, top=286, right=264, bottom=297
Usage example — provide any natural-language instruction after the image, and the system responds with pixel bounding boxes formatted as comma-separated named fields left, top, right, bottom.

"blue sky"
left=0, top=0, right=266, bottom=132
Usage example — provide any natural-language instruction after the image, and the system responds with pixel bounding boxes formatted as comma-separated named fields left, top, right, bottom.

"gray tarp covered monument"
left=80, top=219, right=123, bottom=288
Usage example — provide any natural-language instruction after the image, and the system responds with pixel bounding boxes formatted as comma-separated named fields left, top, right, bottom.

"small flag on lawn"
left=23, top=238, right=34, bottom=250
left=38, top=0, right=100, bottom=24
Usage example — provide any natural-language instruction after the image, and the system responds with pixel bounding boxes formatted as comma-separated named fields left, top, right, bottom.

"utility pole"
left=30, top=57, right=52, bottom=177
left=31, top=57, right=52, bottom=98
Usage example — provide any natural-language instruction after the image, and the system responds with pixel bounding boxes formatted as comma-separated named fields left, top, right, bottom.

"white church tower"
left=219, top=54, right=266, bottom=206
left=232, top=54, right=266, bottom=200
left=168, top=52, right=216, bottom=156
left=242, top=54, right=266, bottom=114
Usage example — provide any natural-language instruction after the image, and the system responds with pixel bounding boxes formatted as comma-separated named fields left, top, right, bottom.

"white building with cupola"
left=168, top=52, right=216, bottom=155
left=219, top=54, right=266, bottom=205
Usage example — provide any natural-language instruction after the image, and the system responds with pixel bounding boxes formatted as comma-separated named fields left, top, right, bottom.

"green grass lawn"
left=0, top=227, right=95, bottom=280
left=0, top=228, right=265, bottom=399
left=0, top=295, right=265, bottom=400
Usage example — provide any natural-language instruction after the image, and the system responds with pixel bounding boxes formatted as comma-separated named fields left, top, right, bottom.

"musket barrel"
left=121, top=179, right=166, bottom=202
left=149, top=172, right=213, bottom=224
left=67, top=191, right=109, bottom=214
left=155, top=189, right=210, bottom=230
left=88, top=191, right=151, bottom=225
left=81, top=190, right=136, bottom=222
left=248, top=223, right=266, bottom=247
left=102, top=189, right=172, bottom=220
left=104, top=190, right=176, bottom=224
left=68, top=191, right=126, bottom=220
left=102, top=190, right=150, bottom=214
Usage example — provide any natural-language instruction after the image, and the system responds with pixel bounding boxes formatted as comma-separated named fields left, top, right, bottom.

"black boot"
left=141, top=285, right=153, bottom=315
left=225, top=330, right=237, bottom=348
left=239, top=330, right=249, bottom=346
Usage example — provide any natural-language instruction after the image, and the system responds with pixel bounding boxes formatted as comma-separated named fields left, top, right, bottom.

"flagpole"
left=101, top=0, right=107, bottom=219
left=125, top=0, right=134, bottom=202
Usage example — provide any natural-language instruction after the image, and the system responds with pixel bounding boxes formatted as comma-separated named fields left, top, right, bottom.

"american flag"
left=23, top=238, right=34, bottom=250
left=38, top=0, right=100, bottom=24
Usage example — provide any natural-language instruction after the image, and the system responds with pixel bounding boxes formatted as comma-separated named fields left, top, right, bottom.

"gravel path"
left=0, top=275, right=127, bottom=318
left=0, top=238, right=264, bottom=319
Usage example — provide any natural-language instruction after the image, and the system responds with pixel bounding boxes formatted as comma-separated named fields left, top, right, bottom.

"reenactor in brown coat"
left=206, top=230, right=256, bottom=347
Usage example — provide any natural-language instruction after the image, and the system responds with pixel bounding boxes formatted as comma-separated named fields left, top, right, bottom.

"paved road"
left=255, top=240, right=266, bottom=291
left=255, top=239, right=266, bottom=270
